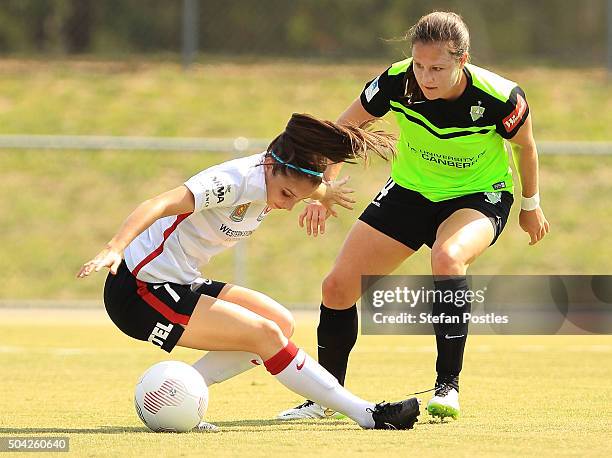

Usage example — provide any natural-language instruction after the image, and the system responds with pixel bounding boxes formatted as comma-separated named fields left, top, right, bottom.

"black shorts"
left=359, top=178, right=514, bottom=251
left=103, top=260, right=226, bottom=352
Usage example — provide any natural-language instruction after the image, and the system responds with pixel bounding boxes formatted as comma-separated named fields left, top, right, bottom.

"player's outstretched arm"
left=510, top=114, right=551, bottom=245
left=76, top=185, right=195, bottom=278
left=298, top=98, right=378, bottom=237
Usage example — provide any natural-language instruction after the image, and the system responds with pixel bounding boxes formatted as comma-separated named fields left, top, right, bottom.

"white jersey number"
left=375, top=178, right=396, bottom=202
left=154, top=283, right=181, bottom=303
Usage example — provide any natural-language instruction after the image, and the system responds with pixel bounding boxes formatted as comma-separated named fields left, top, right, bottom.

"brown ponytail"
left=266, top=113, right=396, bottom=183
left=404, top=64, right=423, bottom=105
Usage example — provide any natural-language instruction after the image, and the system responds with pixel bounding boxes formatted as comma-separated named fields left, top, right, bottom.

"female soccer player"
left=77, top=113, right=420, bottom=431
left=279, top=12, right=550, bottom=421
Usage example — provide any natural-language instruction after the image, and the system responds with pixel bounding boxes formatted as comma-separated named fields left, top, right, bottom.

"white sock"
left=264, top=342, right=375, bottom=428
left=193, top=351, right=263, bottom=386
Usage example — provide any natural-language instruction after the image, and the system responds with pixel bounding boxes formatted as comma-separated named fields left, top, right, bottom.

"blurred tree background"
left=0, top=0, right=607, bottom=65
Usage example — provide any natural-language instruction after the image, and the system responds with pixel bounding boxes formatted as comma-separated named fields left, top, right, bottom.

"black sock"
left=316, top=303, right=358, bottom=386
left=432, top=276, right=470, bottom=390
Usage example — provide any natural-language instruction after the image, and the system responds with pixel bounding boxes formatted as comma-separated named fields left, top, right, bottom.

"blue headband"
left=269, top=151, right=324, bottom=178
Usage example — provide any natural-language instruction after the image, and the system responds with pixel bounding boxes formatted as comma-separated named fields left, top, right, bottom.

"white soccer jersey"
left=124, top=153, right=271, bottom=285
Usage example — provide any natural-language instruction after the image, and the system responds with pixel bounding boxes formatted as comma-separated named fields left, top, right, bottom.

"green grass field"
left=1, top=308, right=611, bottom=457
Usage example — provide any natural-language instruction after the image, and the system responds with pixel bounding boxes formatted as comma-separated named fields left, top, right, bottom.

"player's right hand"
left=320, top=176, right=356, bottom=211
left=298, top=201, right=334, bottom=237
left=77, top=247, right=123, bottom=278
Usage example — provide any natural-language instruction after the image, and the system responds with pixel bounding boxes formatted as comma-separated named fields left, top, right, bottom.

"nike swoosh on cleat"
left=317, top=345, right=326, bottom=349
left=444, top=334, right=465, bottom=339
left=296, top=355, right=306, bottom=370
left=250, top=359, right=261, bottom=365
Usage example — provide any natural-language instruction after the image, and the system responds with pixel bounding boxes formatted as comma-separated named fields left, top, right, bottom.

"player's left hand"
left=299, top=201, right=334, bottom=237
left=519, top=207, right=550, bottom=245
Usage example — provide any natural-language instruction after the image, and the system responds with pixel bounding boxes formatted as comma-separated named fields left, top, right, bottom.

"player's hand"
left=298, top=201, right=334, bottom=237
left=320, top=176, right=356, bottom=211
left=519, top=207, right=550, bottom=245
left=77, top=247, right=123, bottom=278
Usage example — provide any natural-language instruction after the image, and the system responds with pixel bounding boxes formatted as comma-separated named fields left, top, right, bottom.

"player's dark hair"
left=266, top=113, right=396, bottom=184
left=403, top=11, right=470, bottom=105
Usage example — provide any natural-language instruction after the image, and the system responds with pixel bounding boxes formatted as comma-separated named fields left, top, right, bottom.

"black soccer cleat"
left=369, top=397, right=420, bottom=430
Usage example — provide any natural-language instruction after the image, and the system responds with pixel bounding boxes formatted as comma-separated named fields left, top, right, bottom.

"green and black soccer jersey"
left=360, top=58, right=529, bottom=202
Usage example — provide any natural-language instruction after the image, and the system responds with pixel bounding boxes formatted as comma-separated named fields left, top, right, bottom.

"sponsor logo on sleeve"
left=503, top=93, right=527, bottom=133
left=364, top=76, right=380, bottom=102
left=211, top=176, right=230, bottom=204
left=203, top=176, right=231, bottom=207
left=230, top=203, right=251, bottom=222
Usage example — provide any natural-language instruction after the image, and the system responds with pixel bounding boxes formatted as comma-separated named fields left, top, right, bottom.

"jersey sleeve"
left=359, top=66, right=404, bottom=117
left=184, top=170, right=241, bottom=212
left=496, top=85, right=530, bottom=139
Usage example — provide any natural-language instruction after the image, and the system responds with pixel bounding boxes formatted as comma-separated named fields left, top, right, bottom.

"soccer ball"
left=134, top=361, right=208, bottom=432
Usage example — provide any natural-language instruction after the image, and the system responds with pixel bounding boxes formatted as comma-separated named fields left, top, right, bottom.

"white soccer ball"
left=134, top=361, right=208, bottom=432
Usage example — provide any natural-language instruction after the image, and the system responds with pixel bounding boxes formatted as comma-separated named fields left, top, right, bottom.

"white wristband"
left=521, top=192, right=540, bottom=211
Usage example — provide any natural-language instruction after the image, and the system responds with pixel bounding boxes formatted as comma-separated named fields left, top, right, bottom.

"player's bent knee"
left=270, top=307, right=295, bottom=338
left=281, top=311, right=295, bottom=338
left=251, top=291, right=294, bottom=337
left=253, top=318, right=285, bottom=349
left=321, top=273, right=357, bottom=309
left=258, top=294, right=294, bottom=338
left=431, top=245, right=464, bottom=274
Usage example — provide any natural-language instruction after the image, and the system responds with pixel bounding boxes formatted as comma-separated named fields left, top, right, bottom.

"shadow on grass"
left=0, top=426, right=150, bottom=434
left=0, top=419, right=359, bottom=434
left=211, top=418, right=357, bottom=432
left=212, top=419, right=313, bottom=427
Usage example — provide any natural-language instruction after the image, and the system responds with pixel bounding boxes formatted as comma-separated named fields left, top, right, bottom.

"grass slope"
left=0, top=61, right=611, bottom=301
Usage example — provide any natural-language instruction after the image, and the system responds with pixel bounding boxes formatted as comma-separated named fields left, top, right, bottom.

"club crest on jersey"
left=484, top=192, right=502, bottom=205
left=470, top=101, right=485, bottom=122
left=257, top=206, right=272, bottom=222
left=230, top=203, right=251, bottom=222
